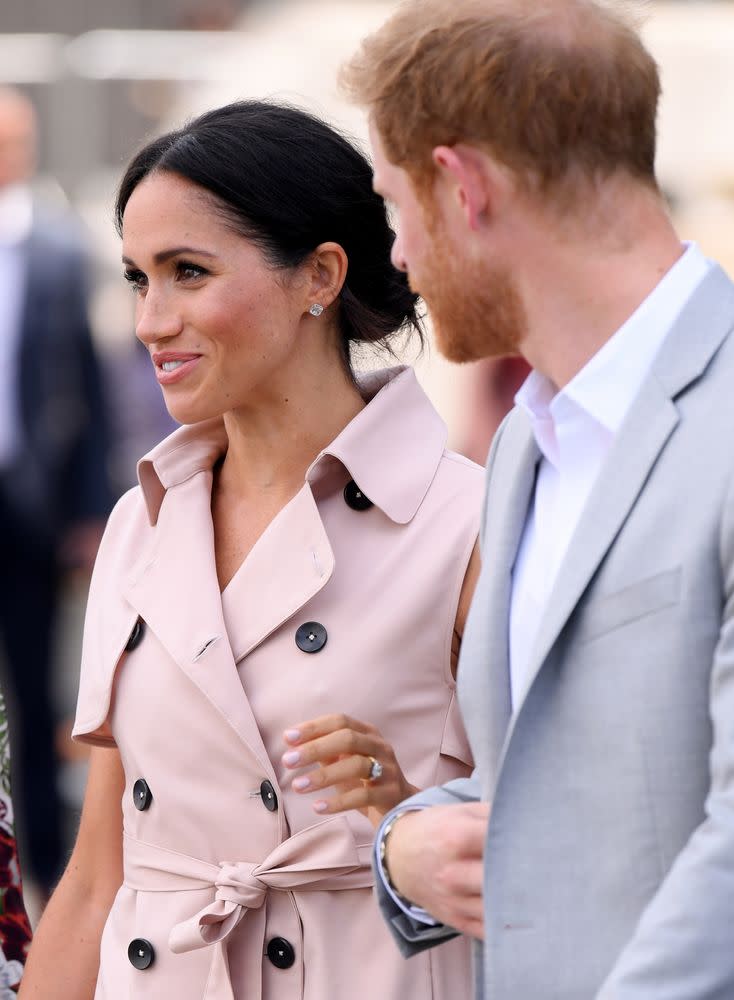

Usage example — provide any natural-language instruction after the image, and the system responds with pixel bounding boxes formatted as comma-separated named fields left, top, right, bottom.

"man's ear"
left=432, top=144, right=511, bottom=231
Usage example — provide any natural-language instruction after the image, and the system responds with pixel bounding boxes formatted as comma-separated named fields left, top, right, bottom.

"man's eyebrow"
left=121, top=247, right=217, bottom=266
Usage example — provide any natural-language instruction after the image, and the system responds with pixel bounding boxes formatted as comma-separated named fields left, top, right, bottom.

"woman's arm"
left=281, top=540, right=482, bottom=826
left=451, top=540, right=481, bottom=676
left=19, top=746, right=125, bottom=1000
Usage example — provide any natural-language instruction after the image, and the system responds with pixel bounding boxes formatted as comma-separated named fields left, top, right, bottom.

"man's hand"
left=387, top=802, right=489, bottom=939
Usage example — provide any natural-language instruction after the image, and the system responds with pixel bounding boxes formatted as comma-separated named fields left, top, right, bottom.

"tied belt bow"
left=123, top=817, right=374, bottom=1000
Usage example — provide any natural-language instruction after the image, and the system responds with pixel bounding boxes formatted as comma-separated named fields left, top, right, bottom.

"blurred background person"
left=0, top=85, right=112, bottom=902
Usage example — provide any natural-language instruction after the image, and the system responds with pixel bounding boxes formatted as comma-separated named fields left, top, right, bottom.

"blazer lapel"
left=515, top=382, right=678, bottom=716
left=221, top=483, right=335, bottom=663
left=122, top=471, right=274, bottom=773
left=462, top=411, right=540, bottom=775
left=511, top=263, right=734, bottom=721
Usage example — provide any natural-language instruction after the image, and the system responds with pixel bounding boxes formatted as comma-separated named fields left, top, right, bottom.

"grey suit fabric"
left=376, top=264, right=734, bottom=998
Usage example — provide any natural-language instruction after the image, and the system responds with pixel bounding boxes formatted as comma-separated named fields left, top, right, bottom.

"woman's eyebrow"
left=121, top=247, right=217, bottom=266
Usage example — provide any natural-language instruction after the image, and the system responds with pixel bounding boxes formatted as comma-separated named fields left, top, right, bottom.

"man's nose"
left=390, top=234, right=408, bottom=273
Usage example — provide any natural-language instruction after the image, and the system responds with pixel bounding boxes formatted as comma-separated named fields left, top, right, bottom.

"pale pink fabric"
left=74, top=366, right=483, bottom=1000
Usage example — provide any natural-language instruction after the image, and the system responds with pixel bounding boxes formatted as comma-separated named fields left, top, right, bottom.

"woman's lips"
left=152, top=353, right=202, bottom=386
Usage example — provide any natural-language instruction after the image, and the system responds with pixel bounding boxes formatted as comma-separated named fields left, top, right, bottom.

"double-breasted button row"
left=127, top=935, right=294, bottom=973
left=267, top=937, right=296, bottom=969
left=135, top=775, right=279, bottom=815
left=128, top=938, right=155, bottom=970
left=343, top=480, right=373, bottom=511
left=128, top=935, right=293, bottom=973
left=123, top=614, right=290, bottom=975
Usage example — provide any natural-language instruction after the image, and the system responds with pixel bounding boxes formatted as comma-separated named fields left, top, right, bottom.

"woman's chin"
left=163, top=399, right=220, bottom=427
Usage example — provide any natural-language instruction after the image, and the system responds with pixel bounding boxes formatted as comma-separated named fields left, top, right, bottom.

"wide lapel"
left=219, top=367, right=439, bottom=661
left=221, top=483, right=335, bottom=663
left=460, top=410, right=540, bottom=777
left=123, top=471, right=273, bottom=774
left=510, top=263, right=734, bottom=723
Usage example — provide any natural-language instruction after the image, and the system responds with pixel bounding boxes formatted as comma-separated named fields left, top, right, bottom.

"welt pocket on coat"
left=576, top=567, right=682, bottom=643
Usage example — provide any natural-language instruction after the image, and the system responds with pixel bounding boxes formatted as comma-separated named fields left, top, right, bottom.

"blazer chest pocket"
left=577, top=567, right=682, bottom=644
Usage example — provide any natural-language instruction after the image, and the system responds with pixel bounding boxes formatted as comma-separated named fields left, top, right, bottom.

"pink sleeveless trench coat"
left=73, top=366, right=483, bottom=1000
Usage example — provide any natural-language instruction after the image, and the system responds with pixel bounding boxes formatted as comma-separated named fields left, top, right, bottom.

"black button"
left=128, top=938, right=155, bottom=970
left=133, top=779, right=152, bottom=812
left=260, top=779, right=278, bottom=812
left=295, top=622, right=328, bottom=654
left=344, top=480, right=373, bottom=511
left=125, top=618, right=145, bottom=652
left=267, top=937, right=295, bottom=969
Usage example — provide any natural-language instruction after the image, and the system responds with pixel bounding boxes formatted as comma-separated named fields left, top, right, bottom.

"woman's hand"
left=281, top=714, right=418, bottom=828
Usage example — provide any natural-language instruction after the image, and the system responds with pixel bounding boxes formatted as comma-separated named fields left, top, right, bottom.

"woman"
left=20, top=102, right=482, bottom=1000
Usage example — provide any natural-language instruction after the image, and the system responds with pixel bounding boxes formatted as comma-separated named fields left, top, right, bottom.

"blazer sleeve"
left=373, top=776, right=483, bottom=957
left=374, top=417, right=506, bottom=957
left=596, top=472, right=734, bottom=998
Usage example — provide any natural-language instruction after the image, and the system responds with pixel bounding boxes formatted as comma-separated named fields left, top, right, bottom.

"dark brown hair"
left=116, top=101, right=422, bottom=369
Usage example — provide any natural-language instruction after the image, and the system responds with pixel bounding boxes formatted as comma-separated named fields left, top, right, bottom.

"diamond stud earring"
left=309, top=303, right=324, bottom=317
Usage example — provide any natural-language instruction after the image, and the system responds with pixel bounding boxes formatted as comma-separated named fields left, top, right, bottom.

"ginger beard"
left=411, top=204, right=528, bottom=364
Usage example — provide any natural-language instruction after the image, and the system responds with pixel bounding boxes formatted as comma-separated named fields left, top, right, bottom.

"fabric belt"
left=123, top=818, right=374, bottom=1000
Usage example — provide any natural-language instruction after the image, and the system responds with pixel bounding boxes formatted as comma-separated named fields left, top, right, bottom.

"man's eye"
left=123, top=269, right=146, bottom=292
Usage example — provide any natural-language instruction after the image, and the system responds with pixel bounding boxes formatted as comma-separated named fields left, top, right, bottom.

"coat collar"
left=121, top=366, right=447, bottom=768
left=136, top=365, right=447, bottom=527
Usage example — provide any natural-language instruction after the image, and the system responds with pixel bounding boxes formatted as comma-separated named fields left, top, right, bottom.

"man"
left=0, top=86, right=111, bottom=898
left=343, top=1, right=734, bottom=996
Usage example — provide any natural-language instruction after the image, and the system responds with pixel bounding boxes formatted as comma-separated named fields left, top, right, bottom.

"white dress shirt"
left=377, top=241, right=713, bottom=924
left=509, top=242, right=712, bottom=707
left=0, top=183, right=33, bottom=467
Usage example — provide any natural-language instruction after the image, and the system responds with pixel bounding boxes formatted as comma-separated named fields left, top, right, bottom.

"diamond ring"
left=367, top=756, right=384, bottom=782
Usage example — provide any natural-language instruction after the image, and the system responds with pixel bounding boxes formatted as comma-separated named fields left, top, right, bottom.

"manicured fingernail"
left=293, top=776, right=311, bottom=791
left=313, top=800, right=328, bottom=813
left=282, top=750, right=301, bottom=766
left=284, top=729, right=301, bottom=744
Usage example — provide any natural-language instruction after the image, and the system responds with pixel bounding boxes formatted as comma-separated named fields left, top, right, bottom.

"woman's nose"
left=134, top=288, right=183, bottom=346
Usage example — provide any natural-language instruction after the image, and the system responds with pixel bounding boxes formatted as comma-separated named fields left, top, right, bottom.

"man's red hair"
left=342, top=0, right=660, bottom=193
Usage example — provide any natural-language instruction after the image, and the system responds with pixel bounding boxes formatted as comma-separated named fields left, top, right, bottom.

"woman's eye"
left=123, top=269, right=147, bottom=292
left=176, top=261, right=207, bottom=281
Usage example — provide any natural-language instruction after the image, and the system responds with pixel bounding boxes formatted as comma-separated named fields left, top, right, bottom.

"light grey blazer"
left=377, top=264, right=734, bottom=999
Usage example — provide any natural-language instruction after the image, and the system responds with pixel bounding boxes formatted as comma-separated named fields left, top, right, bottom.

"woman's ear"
left=305, top=242, right=348, bottom=314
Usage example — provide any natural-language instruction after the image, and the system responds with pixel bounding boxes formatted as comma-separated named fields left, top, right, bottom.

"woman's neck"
left=216, top=364, right=366, bottom=504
